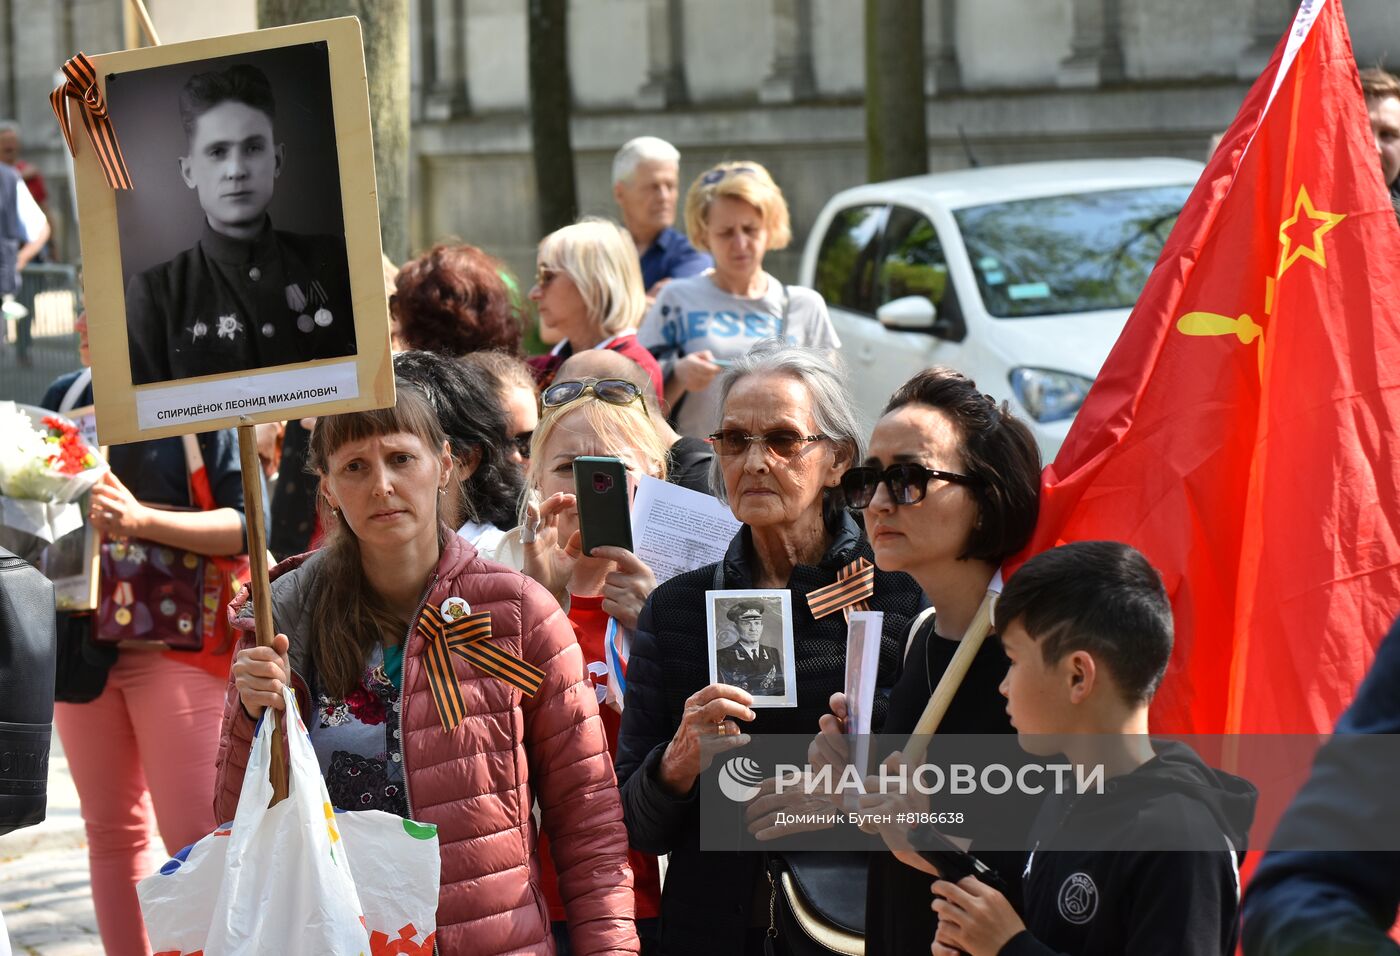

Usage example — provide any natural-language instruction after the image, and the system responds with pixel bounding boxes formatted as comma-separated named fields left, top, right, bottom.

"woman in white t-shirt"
left=637, top=160, right=840, bottom=439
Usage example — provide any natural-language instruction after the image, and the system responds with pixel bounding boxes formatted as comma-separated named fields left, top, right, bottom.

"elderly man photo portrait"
left=715, top=598, right=785, bottom=696
left=122, top=60, right=355, bottom=386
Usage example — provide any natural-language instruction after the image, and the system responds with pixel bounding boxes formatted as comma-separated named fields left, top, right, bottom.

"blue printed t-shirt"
left=637, top=271, right=839, bottom=438
left=310, top=643, right=409, bottom=817
left=639, top=226, right=712, bottom=291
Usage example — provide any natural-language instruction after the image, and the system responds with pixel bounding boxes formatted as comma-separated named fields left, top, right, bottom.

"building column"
left=637, top=0, right=687, bottom=109
left=1057, top=0, right=1124, bottom=88
left=924, top=0, right=960, bottom=95
left=1237, top=0, right=1293, bottom=80
left=759, top=0, right=814, bottom=103
left=423, top=0, right=470, bottom=120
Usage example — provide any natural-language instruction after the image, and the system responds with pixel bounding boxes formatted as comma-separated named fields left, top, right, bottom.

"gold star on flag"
left=1277, top=184, right=1345, bottom=278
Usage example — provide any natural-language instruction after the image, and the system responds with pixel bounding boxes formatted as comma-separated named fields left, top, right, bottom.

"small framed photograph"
left=706, top=589, right=797, bottom=707
left=69, top=18, right=392, bottom=445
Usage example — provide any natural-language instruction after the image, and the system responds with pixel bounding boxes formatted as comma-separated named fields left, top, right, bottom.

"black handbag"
left=764, top=852, right=866, bottom=956
left=0, top=547, right=58, bottom=834
left=53, top=610, right=117, bottom=704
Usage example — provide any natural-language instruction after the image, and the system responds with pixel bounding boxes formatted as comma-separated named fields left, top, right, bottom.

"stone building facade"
left=4, top=0, right=1399, bottom=280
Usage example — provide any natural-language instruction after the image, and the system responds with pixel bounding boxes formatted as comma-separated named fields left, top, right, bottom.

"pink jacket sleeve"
left=519, top=580, right=640, bottom=955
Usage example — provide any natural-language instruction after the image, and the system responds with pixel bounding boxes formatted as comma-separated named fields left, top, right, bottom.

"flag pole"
left=126, top=0, right=161, bottom=46
left=237, top=421, right=290, bottom=805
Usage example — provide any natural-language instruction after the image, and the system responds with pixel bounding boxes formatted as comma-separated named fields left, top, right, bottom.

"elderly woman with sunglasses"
left=637, top=161, right=839, bottom=440
left=527, top=217, right=665, bottom=395
left=494, top=373, right=672, bottom=951
left=812, top=367, right=1042, bottom=955
left=613, top=341, right=924, bottom=955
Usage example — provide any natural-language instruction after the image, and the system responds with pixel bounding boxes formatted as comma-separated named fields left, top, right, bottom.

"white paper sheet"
left=845, top=610, right=884, bottom=780
left=630, top=475, right=741, bottom=585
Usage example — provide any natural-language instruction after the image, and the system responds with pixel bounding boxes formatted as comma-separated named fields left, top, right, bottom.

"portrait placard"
left=70, top=18, right=392, bottom=444
left=706, top=589, right=797, bottom=708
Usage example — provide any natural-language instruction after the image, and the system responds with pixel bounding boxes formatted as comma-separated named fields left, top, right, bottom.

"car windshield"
left=953, top=184, right=1193, bottom=318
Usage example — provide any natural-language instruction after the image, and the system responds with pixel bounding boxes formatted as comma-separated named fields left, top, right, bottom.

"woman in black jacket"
left=816, top=367, right=1043, bottom=954
left=615, top=340, right=925, bottom=954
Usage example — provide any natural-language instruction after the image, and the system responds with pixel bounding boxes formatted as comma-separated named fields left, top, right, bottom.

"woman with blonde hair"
left=217, top=382, right=638, bottom=955
left=527, top=216, right=664, bottom=395
left=637, top=160, right=840, bottom=439
left=506, top=375, right=671, bottom=952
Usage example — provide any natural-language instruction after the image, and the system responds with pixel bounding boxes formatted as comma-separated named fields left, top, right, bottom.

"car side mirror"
left=876, top=295, right=937, bottom=331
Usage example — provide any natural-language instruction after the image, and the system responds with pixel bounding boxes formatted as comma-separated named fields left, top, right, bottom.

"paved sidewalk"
left=0, top=733, right=102, bottom=956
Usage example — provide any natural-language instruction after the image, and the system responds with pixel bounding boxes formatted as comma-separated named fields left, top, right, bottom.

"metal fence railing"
left=1, top=263, right=83, bottom=406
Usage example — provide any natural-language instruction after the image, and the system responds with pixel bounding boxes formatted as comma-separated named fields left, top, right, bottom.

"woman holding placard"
left=816, top=366, right=1042, bottom=955
left=613, top=341, right=923, bottom=954
left=217, top=383, right=638, bottom=955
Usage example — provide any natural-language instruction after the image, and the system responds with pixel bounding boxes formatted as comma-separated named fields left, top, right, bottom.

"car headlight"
left=1008, top=368, right=1094, bottom=423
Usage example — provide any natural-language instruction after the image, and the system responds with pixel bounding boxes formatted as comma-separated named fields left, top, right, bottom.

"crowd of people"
left=13, top=113, right=1400, bottom=956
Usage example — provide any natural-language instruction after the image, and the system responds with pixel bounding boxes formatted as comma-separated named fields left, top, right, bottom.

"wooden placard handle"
left=906, top=589, right=998, bottom=748
left=237, top=422, right=288, bottom=805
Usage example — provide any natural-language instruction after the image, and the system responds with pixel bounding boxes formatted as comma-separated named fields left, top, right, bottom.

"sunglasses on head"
left=839, top=462, right=980, bottom=509
left=707, top=428, right=827, bottom=459
left=700, top=165, right=759, bottom=186
left=542, top=378, right=645, bottom=410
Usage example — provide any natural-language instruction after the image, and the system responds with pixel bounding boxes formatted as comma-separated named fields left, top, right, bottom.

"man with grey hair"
left=611, top=135, right=710, bottom=301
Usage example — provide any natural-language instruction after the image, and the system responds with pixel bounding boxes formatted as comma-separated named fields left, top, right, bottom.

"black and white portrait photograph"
left=706, top=589, right=797, bottom=707
left=72, top=19, right=393, bottom=445
left=108, top=41, right=355, bottom=387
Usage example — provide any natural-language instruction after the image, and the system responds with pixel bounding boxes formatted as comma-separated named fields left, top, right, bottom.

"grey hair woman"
left=612, top=339, right=925, bottom=953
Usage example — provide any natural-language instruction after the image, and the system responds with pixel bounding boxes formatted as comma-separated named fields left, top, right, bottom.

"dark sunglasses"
left=700, top=165, right=759, bottom=186
left=510, top=431, right=533, bottom=460
left=840, top=462, right=980, bottom=509
left=542, top=378, right=645, bottom=410
left=707, top=429, right=827, bottom=458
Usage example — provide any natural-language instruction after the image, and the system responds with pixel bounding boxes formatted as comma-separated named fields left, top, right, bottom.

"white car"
left=799, top=159, right=1203, bottom=459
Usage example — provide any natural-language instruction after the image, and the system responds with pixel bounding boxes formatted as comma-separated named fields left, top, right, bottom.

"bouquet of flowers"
left=0, top=401, right=107, bottom=562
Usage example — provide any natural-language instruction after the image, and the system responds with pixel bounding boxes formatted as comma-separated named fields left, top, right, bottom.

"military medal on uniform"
left=287, top=279, right=334, bottom=334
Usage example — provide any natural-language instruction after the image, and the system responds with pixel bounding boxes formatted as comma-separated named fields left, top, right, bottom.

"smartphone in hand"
left=572, top=456, right=633, bottom=556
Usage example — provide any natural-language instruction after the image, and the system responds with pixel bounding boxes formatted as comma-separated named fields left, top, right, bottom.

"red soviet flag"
left=1008, top=0, right=1400, bottom=735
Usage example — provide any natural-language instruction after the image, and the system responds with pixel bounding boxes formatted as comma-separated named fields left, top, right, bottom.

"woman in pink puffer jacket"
left=213, top=384, right=638, bottom=955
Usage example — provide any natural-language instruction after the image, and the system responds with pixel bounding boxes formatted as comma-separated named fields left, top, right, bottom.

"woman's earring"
left=438, top=487, right=447, bottom=496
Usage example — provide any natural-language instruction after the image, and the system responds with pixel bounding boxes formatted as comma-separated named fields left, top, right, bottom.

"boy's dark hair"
left=996, top=541, right=1173, bottom=704
left=883, top=367, right=1041, bottom=563
left=392, top=350, right=524, bottom=532
left=179, top=64, right=276, bottom=140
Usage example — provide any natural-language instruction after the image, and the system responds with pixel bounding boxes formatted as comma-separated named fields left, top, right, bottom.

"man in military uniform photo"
left=125, top=62, right=355, bottom=386
left=716, top=600, right=784, bottom=695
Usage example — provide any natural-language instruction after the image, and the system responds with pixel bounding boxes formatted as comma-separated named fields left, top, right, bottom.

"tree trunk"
left=527, top=0, right=579, bottom=237
left=258, top=0, right=410, bottom=262
left=865, top=0, right=928, bottom=183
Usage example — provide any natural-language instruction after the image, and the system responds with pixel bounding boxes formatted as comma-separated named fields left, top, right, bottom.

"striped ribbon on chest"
left=416, top=603, right=545, bottom=732
left=806, top=557, right=876, bottom=623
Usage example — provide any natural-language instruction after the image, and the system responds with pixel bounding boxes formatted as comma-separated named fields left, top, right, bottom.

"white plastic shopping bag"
left=138, top=686, right=441, bottom=955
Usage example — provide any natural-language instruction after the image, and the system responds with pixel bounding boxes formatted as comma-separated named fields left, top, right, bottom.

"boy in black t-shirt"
left=930, top=541, right=1256, bottom=956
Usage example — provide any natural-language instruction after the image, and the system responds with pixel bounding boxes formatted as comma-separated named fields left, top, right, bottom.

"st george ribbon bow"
left=50, top=53, right=134, bottom=191
left=416, top=602, right=545, bottom=732
left=806, top=557, right=875, bottom=623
